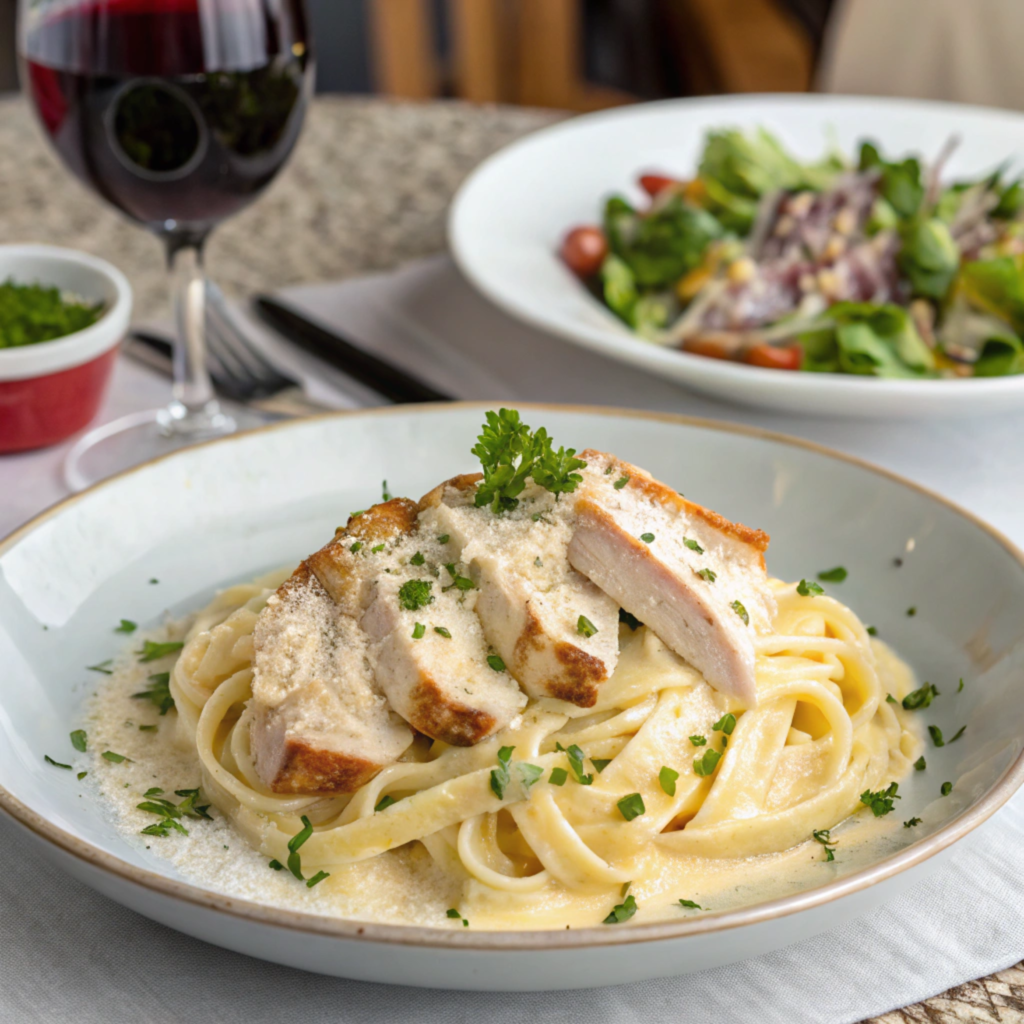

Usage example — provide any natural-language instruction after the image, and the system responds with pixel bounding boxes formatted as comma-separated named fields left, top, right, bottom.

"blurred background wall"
left=1, top=0, right=1022, bottom=111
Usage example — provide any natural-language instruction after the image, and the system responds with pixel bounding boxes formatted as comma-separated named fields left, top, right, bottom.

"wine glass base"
left=63, top=406, right=250, bottom=492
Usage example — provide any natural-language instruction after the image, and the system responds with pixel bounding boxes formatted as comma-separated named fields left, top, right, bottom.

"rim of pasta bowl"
left=1, top=401, right=1022, bottom=951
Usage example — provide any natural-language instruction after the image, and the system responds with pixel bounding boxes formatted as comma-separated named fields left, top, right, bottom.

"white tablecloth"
left=2, top=255, right=1023, bottom=1023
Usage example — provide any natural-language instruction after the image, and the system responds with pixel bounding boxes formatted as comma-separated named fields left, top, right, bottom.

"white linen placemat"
left=2, top=253, right=1024, bottom=1023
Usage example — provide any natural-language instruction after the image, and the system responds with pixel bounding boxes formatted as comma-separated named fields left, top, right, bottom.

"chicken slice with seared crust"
left=419, top=474, right=619, bottom=707
left=567, top=450, right=774, bottom=707
left=360, top=524, right=527, bottom=745
left=251, top=564, right=413, bottom=794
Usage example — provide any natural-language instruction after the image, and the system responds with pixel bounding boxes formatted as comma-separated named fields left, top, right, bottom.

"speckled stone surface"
left=0, top=92, right=1019, bottom=1023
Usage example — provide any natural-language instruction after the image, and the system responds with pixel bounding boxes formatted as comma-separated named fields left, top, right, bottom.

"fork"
left=201, top=281, right=335, bottom=417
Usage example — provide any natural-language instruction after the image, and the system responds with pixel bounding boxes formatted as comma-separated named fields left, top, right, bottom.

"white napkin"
left=2, top=254, right=1024, bottom=1023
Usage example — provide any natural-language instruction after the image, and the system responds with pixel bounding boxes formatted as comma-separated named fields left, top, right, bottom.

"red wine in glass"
left=18, top=0, right=313, bottom=487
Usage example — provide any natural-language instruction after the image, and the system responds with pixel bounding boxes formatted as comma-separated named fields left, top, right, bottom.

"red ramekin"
left=0, top=244, right=132, bottom=454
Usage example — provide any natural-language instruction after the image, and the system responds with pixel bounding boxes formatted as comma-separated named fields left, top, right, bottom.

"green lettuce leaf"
left=601, top=254, right=638, bottom=326
left=898, top=218, right=960, bottom=300
left=974, top=330, right=1024, bottom=376
left=959, top=256, right=1024, bottom=334
left=858, top=141, right=924, bottom=218
left=603, top=194, right=723, bottom=289
left=798, top=302, right=936, bottom=377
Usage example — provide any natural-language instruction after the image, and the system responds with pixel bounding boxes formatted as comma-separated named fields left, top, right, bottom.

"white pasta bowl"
left=0, top=403, right=1022, bottom=990
left=449, top=95, right=1024, bottom=417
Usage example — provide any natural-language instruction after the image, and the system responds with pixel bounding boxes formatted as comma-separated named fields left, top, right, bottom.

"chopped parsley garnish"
left=812, top=828, right=837, bottom=862
left=591, top=758, right=612, bottom=773
left=619, top=609, right=642, bottom=631
left=797, top=579, right=824, bottom=597
left=817, top=567, right=848, bottom=583
left=693, top=749, right=722, bottom=777
left=949, top=725, right=966, bottom=743
left=412, top=623, right=426, bottom=639
left=471, top=409, right=586, bottom=512
left=409, top=551, right=425, bottom=566
left=398, top=579, right=434, bottom=611
left=443, top=563, right=475, bottom=592
left=904, top=818, right=922, bottom=828
left=859, top=781, right=900, bottom=817
left=77, top=771, right=87, bottom=780
left=697, top=568, right=717, bottom=583
left=101, top=751, right=130, bottom=763
left=577, top=615, right=598, bottom=638
left=557, top=743, right=594, bottom=786
left=133, top=672, right=174, bottom=715
left=149, top=578, right=159, bottom=585
left=731, top=600, right=749, bottom=625
left=487, top=654, right=506, bottom=672
left=902, top=683, right=939, bottom=710
left=86, top=660, right=113, bottom=674
left=886, top=694, right=898, bottom=704
left=906, top=606, right=917, bottom=617
left=928, top=725, right=945, bottom=748
left=350, top=510, right=366, bottom=518
left=689, top=735, right=707, bottom=747
left=490, top=746, right=515, bottom=799
left=437, top=534, right=450, bottom=544
left=371, top=544, right=385, bottom=554
left=137, top=787, right=210, bottom=837
left=0, top=280, right=104, bottom=348
left=306, top=871, right=330, bottom=889
left=640, top=533, right=655, bottom=544
left=44, top=755, right=72, bottom=769
left=549, top=767, right=568, bottom=786
left=617, top=793, right=645, bottom=821
left=374, top=795, right=397, bottom=812
left=683, top=537, right=704, bottom=553
left=269, top=860, right=284, bottom=870
left=867, top=626, right=878, bottom=636
left=70, top=729, right=87, bottom=753
left=137, top=640, right=184, bottom=663
left=941, top=781, right=952, bottom=796
left=287, top=815, right=314, bottom=880
left=114, top=619, right=137, bottom=633
left=446, top=908, right=470, bottom=927
left=604, top=465, right=615, bottom=475
left=382, top=479, right=391, bottom=501
left=678, top=899, right=703, bottom=910
left=659, top=766, right=679, bottom=796
left=603, top=894, right=638, bottom=924
left=914, top=756, right=926, bottom=771
left=712, top=713, right=736, bottom=736
left=518, top=763, right=544, bottom=791
left=349, top=542, right=362, bottom=553
left=613, top=476, right=630, bottom=490
left=429, top=626, right=449, bottom=640
left=957, top=678, right=964, bottom=693
left=139, top=724, right=157, bottom=732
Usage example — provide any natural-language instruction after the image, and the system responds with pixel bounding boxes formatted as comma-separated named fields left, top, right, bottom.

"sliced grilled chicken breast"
left=251, top=564, right=413, bottom=793
left=567, top=450, right=774, bottom=706
left=420, top=475, right=619, bottom=707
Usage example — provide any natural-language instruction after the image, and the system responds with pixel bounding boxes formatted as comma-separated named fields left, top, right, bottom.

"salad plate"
left=449, top=95, right=1024, bottom=417
left=1, top=404, right=1023, bottom=990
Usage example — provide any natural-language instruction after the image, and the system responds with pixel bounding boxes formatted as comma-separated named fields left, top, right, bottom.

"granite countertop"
left=1, top=93, right=1022, bottom=1024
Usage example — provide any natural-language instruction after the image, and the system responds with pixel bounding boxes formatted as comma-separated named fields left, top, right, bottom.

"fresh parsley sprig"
left=471, top=410, right=586, bottom=513
left=860, top=781, right=900, bottom=817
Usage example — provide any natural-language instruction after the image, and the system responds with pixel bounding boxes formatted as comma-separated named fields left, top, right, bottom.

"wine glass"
left=18, top=0, right=313, bottom=489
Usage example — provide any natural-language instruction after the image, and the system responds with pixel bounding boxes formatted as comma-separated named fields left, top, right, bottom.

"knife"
left=253, top=295, right=453, bottom=404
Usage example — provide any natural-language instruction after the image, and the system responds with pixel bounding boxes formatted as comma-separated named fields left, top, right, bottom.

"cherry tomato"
left=744, top=344, right=803, bottom=371
left=560, top=226, right=608, bottom=278
left=639, top=174, right=678, bottom=198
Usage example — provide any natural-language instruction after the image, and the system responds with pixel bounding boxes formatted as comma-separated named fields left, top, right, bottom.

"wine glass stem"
left=162, top=236, right=233, bottom=436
